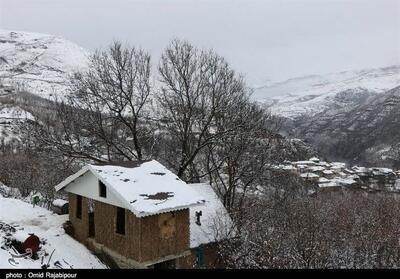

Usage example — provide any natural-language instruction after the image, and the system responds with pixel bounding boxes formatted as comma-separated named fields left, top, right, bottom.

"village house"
left=330, top=162, right=346, bottom=172
left=51, top=198, right=69, bottom=215
left=54, top=160, right=232, bottom=269
left=300, top=172, right=320, bottom=182
left=322, top=169, right=335, bottom=179
left=275, top=157, right=400, bottom=194
left=309, top=157, right=320, bottom=163
left=309, top=166, right=325, bottom=176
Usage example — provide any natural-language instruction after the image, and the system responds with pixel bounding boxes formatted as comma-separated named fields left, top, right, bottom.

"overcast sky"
left=0, top=0, right=399, bottom=85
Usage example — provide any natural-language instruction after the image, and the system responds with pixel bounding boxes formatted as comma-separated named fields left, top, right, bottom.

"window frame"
left=99, top=180, right=107, bottom=198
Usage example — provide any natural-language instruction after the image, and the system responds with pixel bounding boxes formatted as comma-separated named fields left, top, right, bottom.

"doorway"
left=88, top=212, right=95, bottom=238
left=152, top=259, right=176, bottom=269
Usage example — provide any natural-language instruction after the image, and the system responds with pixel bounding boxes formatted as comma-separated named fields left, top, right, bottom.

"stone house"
left=54, top=160, right=232, bottom=269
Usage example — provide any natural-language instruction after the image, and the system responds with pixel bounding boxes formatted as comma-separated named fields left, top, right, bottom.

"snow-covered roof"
left=324, top=177, right=358, bottom=187
left=335, top=177, right=358, bottom=185
left=372, top=168, right=395, bottom=176
left=300, top=172, right=319, bottom=178
left=282, top=165, right=296, bottom=171
left=309, top=166, right=325, bottom=172
left=318, top=161, right=331, bottom=167
left=318, top=182, right=340, bottom=188
left=352, top=166, right=370, bottom=173
left=343, top=168, right=354, bottom=173
left=187, top=183, right=233, bottom=248
left=52, top=199, right=68, bottom=207
left=309, top=157, right=320, bottom=162
left=331, top=162, right=346, bottom=169
left=318, top=177, right=330, bottom=183
left=55, top=160, right=206, bottom=218
left=272, top=165, right=283, bottom=170
left=293, top=160, right=316, bottom=166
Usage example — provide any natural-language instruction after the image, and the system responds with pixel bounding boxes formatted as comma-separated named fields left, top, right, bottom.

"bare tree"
left=32, top=41, right=154, bottom=162
left=0, top=151, right=75, bottom=206
left=157, top=39, right=249, bottom=181
left=204, top=100, right=278, bottom=213
left=216, top=189, right=400, bottom=269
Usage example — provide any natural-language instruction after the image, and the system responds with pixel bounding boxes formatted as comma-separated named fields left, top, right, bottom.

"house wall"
left=68, top=193, right=90, bottom=244
left=51, top=204, right=69, bottom=215
left=65, top=171, right=127, bottom=209
left=92, top=199, right=141, bottom=261
left=68, top=193, right=190, bottom=265
left=177, top=243, right=221, bottom=269
left=139, top=209, right=189, bottom=262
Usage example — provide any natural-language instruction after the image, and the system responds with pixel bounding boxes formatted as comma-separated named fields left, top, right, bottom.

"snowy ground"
left=0, top=106, right=34, bottom=121
left=0, top=193, right=106, bottom=269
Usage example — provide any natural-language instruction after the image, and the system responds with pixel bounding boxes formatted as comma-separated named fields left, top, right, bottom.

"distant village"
left=274, top=157, right=400, bottom=194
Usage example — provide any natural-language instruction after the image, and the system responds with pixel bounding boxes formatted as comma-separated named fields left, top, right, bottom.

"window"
left=99, top=180, right=107, bottom=198
left=116, top=207, right=125, bottom=235
left=76, top=195, right=82, bottom=219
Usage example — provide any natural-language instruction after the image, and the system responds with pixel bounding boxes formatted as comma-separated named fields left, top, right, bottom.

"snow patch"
left=0, top=194, right=105, bottom=269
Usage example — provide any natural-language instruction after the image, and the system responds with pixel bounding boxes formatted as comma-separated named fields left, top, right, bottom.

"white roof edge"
left=54, top=164, right=206, bottom=218
left=85, top=165, right=138, bottom=214
left=54, top=166, right=90, bottom=192
left=86, top=165, right=206, bottom=217
left=57, top=165, right=142, bottom=216
left=136, top=201, right=205, bottom=218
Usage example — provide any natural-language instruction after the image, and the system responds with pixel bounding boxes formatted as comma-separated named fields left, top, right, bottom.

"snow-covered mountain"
left=0, top=30, right=88, bottom=99
left=255, top=66, right=400, bottom=168
left=284, top=85, right=400, bottom=168
left=256, top=65, right=400, bottom=119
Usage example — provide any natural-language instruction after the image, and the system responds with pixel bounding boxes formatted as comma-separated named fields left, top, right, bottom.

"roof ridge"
left=91, top=159, right=153, bottom=168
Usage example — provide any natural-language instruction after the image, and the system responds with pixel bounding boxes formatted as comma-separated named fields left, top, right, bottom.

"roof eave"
left=54, top=164, right=207, bottom=219
left=54, top=166, right=90, bottom=192
left=135, top=200, right=206, bottom=218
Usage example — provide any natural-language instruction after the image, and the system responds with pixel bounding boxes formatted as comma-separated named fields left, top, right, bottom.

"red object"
left=22, top=234, right=40, bottom=254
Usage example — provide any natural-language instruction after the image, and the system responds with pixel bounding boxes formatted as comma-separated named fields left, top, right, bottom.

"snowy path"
left=0, top=194, right=106, bottom=269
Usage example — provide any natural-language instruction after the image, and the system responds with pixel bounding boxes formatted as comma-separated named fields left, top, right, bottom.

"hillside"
left=257, top=65, right=400, bottom=119
left=0, top=185, right=106, bottom=269
left=0, top=29, right=88, bottom=99
left=288, top=86, right=400, bottom=168
left=257, top=66, right=400, bottom=168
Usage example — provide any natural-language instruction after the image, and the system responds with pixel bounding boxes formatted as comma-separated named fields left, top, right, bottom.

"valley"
left=259, top=66, right=400, bottom=168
